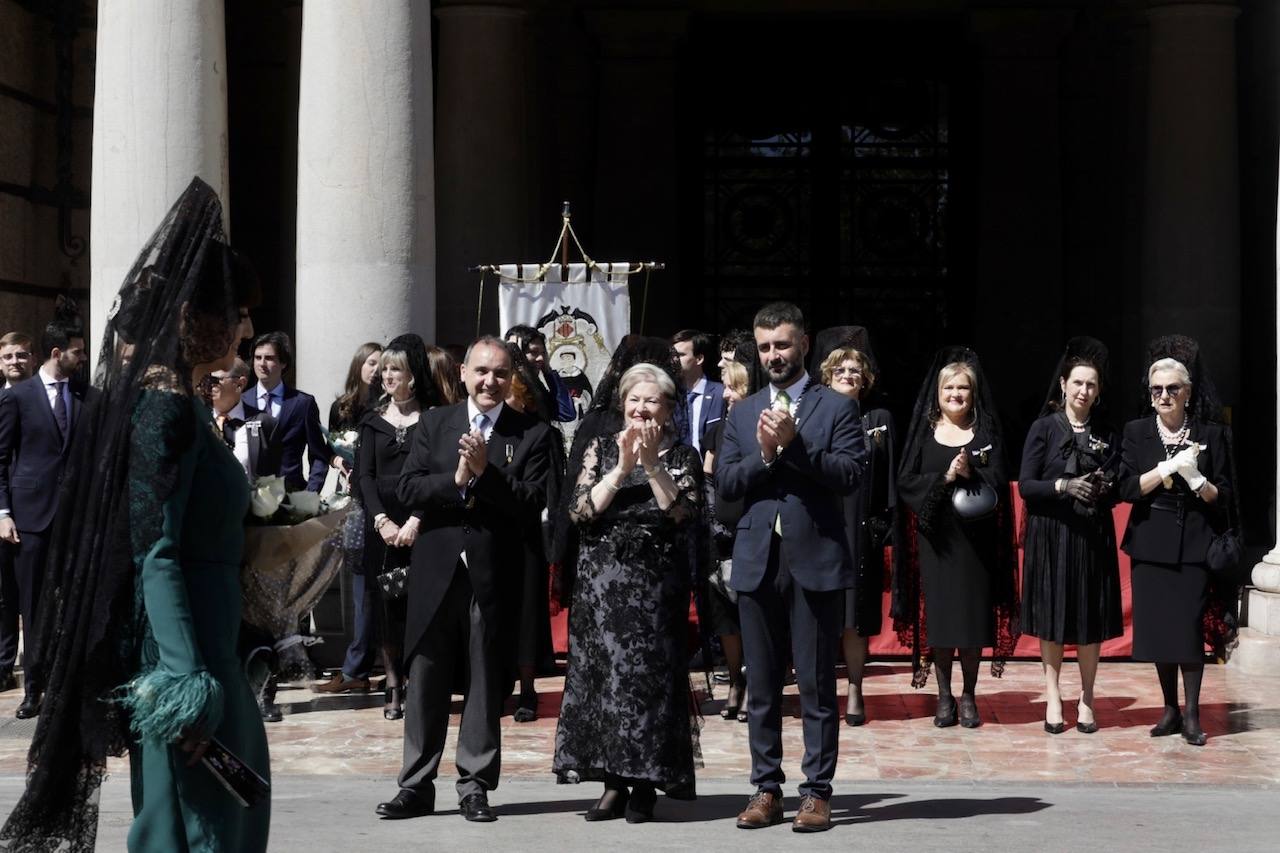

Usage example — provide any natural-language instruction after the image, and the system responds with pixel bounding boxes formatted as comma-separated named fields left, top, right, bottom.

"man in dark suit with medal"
left=716, top=302, right=866, bottom=832
left=209, top=357, right=264, bottom=481
left=243, top=331, right=335, bottom=492
left=377, top=336, right=553, bottom=823
left=0, top=316, right=89, bottom=718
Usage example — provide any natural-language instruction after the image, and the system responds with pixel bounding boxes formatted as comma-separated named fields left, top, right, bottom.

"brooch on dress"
left=866, top=424, right=888, bottom=446
left=1088, top=435, right=1110, bottom=454
left=970, top=444, right=993, bottom=466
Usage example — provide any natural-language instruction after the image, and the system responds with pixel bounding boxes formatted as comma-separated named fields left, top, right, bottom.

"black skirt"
left=1131, top=559, right=1207, bottom=664
left=1021, top=514, right=1123, bottom=645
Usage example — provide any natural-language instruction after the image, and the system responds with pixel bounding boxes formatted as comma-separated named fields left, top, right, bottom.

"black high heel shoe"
left=584, top=788, right=629, bottom=822
left=384, top=685, right=404, bottom=721
left=1181, top=718, right=1207, bottom=746
left=625, top=784, right=657, bottom=824
left=934, top=695, right=958, bottom=728
left=958, top=694, right=982, bottom=729
left=1150, top=709, right=1183, bottom=737
left=1044, top=721, right=1066, bottom=735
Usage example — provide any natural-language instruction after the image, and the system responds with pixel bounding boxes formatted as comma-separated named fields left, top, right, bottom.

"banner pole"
left=561, top=201, right=571, bottom=274
left=475, top=268, right=486, bottom=339
left=639, top=266, right=652, bottom=333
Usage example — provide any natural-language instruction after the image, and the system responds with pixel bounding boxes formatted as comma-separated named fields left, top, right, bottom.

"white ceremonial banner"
left=497, top=263, right=631, bottom=424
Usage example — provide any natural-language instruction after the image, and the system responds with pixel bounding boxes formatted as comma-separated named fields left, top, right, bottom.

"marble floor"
left=1, top=661, right=1277, bottom=787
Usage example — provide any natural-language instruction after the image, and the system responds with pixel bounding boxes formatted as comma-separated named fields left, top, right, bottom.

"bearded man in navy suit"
left=716, top=302, right=866, bottom=833
left=243, top=331, right=335, bottom=492
left=0, top=315, right=89, bottom=718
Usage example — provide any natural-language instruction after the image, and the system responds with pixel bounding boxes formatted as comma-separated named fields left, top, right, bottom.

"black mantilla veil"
left=1, top=178, right=246, bottom=851
left=892, top=345, right=1021, bottom=687
left=504, top=341, right=557, bottom=425
left=1141, top=335, right=1240, bottom=658
left=1039, top=335, right=1113, bottom=423
left=368, top=333, right=440, bottom=414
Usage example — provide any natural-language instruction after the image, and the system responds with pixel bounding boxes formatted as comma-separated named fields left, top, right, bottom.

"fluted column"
left=294, top=0, right=436, bottom=413
left=433, top=1, right=528, bottom=341
left=1140, top=1, right=1241, bottom=403
left=89, top=0, right=229, bottom=356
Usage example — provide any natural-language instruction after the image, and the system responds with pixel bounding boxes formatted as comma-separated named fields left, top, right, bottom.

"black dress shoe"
left=958, top=695, right=982, bottom=729
left=625, top=784, right=657, bottom=824
left=1044, top=721, right=1066, bottom=735
left=845, top=710, right=867, bottom=727
left=376, top=789, right=433, bottom=819
left=1076, top=720, right=1099, bottom=734
left=460, top=792, right=496, bottom=822
left=260, top=702, right=283, bottom=723
left=15, top=694, right=40, bottom=720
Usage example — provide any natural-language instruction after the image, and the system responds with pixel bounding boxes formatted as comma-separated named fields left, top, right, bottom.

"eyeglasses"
left=832, top=367, right=862, bottom=378
left=1149, top=384, right=1184, bottom=399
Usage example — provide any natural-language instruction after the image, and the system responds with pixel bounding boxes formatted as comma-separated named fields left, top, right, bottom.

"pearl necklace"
left=1066, top=411, right=1090, bottom=430
left=1156, top=413, right=1189, bottom=447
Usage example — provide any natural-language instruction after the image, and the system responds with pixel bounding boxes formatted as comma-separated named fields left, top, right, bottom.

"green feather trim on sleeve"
left=120, top=668, right=224, bottom=744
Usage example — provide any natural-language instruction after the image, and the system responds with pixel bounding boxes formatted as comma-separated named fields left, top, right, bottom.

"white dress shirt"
left=248, top=381, right=284, bottom=419
left=769, top=372, right=809, bottom=417
left=38, top=365, right=68, bottom=413
left=215, top=401, right=253, bottom=481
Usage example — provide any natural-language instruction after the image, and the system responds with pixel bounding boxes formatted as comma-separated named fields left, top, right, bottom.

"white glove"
left=1174, top=444, right=1207, bottom=492
left=1156, top=458, right=1177, bottom=489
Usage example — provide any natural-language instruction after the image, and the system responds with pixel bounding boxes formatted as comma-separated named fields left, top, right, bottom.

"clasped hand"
left=1156, top=444, right=1205, bottom=490
left=756, top=408, right=797, bottom=460
left=944, top=450, right=971, bottom=483
left=454, top=428, right=488, bottom=488
left=616, top=420, right=662, bottom=471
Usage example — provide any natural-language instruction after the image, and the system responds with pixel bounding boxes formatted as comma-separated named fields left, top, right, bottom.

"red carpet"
left=551, top=485, right=1135, bottom=659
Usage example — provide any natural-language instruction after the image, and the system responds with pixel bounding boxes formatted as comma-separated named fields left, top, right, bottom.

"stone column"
left=433, top=1, right=528, bottom=342
left=1139, top=1, right=1241, bottom=403
left=1232, top=159, right=1280, bottom=675
left=294, top=0, right=436, bottom=414
left=89, top=0, right=229, bottom=355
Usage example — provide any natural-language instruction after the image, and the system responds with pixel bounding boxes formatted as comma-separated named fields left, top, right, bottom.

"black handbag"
left=1205, top=428, right=1243, bottom=574
left=375, top=554, right=409, bottom=600
left=952, top=478, right=998, bottom=521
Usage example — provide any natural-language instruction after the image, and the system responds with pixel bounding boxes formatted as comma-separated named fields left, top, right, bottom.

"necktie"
left=473, top=412, right=490, bottom=440
left=51, top=381, right=68, bottom=440
left=215, top=414, right=237, bottom=449
left=773, top=389, right=792, bottom=414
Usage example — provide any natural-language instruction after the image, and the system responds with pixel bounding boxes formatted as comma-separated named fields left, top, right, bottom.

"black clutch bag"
left=951, top=478, right=998, bottom=521
left=375, top=554, right=410, bottom=600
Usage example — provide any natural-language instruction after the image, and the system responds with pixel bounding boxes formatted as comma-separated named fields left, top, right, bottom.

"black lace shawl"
left=892, top=345, right=1021, bottom=687
left=0, top=178, right=244, bottom=851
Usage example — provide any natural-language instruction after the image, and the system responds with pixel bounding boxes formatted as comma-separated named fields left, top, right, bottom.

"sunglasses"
left=832, top=367, right=862, bottom=378
left=1149, top=384, right=1185, bottom=399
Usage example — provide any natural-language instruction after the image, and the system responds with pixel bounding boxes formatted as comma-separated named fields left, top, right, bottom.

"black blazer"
left=1019, top=413, right=1119, bottom=525
left=357, top=412, right=422, bottom=525
left=716, top=382, right=866, bottom=592
left=1118, top=418, right=1231, bottom=565
left=396, top=402, right=553, bottom=654
left=0, top=375, right=87, bottom=533
left=247, top=385, right=331, bottom=492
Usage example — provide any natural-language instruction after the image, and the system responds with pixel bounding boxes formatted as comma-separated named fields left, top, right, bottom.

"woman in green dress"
left=0, top=178, right=270, bottom=852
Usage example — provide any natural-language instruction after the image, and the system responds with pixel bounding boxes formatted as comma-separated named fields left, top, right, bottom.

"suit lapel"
left=794, top=381, right=822, bottom=434
left=489, top=406, right=521, bottom=468
left=25, top=377, right=63, bottom=442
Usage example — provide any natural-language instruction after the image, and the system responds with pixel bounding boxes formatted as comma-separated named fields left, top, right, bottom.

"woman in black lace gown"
left=553, top=362, right=701, bottom=824
left=1019, top=338, right=1122, bottom=735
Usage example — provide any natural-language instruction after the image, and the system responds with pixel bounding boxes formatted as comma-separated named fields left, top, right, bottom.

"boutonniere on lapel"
left=1088, top=435, right=1110, bottom=454
left=867, top=424, right=888, bottom=446
left=969, top=444, right=993, bottom=466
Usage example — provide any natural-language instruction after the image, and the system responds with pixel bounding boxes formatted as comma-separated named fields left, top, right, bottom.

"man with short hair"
left=243, top=331, right=332, bottom=492
left=209, top=357, right=262, bottom=481
left=716, top=302, right=866, bottom=833
left=673, top=329, right=726, bottom=460
left=0, top=333, right=35, bottom=390
left=377, top=336, right=553, bottom=823
left=719, top=328, right=752, bottom=374
left=0, top=315, right=89, bottom=716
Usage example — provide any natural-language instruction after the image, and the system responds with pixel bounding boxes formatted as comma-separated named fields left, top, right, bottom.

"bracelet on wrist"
left=603, top=476, right=620, bottom=493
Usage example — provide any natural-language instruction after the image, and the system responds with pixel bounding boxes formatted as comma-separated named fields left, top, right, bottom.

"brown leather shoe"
left=311, top=673, right=370, bottom=694
left=792, top=795, right=831, bottom=833
left=736, top=791, right=784, bottom=829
